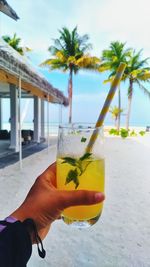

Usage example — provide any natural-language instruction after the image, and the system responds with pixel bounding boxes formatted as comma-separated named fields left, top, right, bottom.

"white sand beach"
left=0, top=135, right=150, bottom=267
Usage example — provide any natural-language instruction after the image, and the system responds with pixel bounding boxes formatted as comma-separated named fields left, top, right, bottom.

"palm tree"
left=100, top=41, right=131, bottom=130
left=40, top=26, right=100, bottom=123
left=124, top=49, right=150, bottom=129
left=109, top=106, right=123, bottom=128
left=2, top=33, right=31, bottom=55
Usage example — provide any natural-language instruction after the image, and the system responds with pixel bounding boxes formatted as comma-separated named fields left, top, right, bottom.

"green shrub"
left=108, top=127, right=146, bottom=138
left=109, top=128, right=115, bottom=135
left=139, top=130, right=145, bottom=136
left=120, top=128, right=129, bottom=138
left=109, top=128, right=119, bottom=135
left=130, top=130, right=137, bottom=137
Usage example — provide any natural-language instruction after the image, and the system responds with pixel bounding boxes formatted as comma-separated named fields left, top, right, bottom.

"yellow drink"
left=57, top=156, right=105, bottom=225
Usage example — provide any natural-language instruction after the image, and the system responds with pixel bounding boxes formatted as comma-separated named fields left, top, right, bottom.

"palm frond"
left=109, top=105, right=123, bottom=118
left=2, top=35, right=11, bottom=42
left=136, top=80, right=150, bottom=99
left=2, top=33, right=31, bottom=55
left=98, top=66, right=110, bottom=72
left=76, top=55, right=100, bottom=69
left=101, top=41, right=132, bottom=82
left=40, top=58, right=54, bottom=67
left=48, top=45, right=60, bottom=55
left=40, top=26, right=95, bottom=75
left=103, top=77, right=114, bottom=84
left=25, top=47, right=32, bottom=52
left=139, top=71, right=150, bottom=81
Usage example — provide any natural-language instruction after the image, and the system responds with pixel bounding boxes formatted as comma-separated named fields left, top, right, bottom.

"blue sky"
left=1, top=0, right=150, bottom=126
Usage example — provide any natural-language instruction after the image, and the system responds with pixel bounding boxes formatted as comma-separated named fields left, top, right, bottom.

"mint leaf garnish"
left=62, top=157, right=77, bottom=166
left=79, top=153, right=92, bottom=161
left=62, top=153, right=92, bottom=189
left=65, top=168, right=79, bottom=188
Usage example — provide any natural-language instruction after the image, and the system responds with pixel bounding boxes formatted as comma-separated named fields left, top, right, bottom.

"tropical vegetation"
left=100, top=41, right=131, bottom=130
left=123, top=49, right=150, bottom=129
left=109, top=105, right=123, bottom=129
left=2, top=33, right=31, bottom=55
left=109, top=127, right=145, bottom=138
left=40, top=26, right=100, bottom=123
left=100, top=41, right=150, bottom=130
left=4, top=29, right=149, bottom=132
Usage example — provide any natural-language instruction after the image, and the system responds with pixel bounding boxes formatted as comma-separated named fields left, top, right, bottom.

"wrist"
left=10, top=202, right=36, bottom=223
left=10, top=208, right=28, bottom=222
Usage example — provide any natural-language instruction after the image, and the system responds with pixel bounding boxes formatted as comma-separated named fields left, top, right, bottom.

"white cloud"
left=1, top=0, right=150, bottom=59
left=1, top=0, right=72, bottom=51
left=72, top=0, right=150, bottom=56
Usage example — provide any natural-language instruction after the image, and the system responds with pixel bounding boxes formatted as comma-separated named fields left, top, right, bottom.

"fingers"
left=39, top=162, right=57, bottom=187
left=47, top=163, right=56, bottom=186
left=43, top=162, right=56, bottom=176
left=58, top=190, right=105, bottom=210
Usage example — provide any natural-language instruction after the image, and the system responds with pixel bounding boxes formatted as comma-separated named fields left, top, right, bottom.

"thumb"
left=58, top=190, right=105, bottom=210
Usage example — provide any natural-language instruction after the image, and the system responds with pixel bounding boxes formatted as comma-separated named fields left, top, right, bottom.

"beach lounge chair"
left=0, top=130, right=9, bottom=140
left=21, top=130, right=32, bottom=144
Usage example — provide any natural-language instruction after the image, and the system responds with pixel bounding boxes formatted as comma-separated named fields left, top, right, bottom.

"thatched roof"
left=0, top=38, right=68, bottom=106
left=0, top=0, right=19, bottom=20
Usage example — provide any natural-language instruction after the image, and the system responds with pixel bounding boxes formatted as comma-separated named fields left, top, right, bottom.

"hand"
left=11, top=163, right=105, bottom=242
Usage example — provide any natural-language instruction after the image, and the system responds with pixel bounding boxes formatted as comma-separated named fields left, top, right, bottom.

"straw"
left=86, top=62, right=126, bottom=153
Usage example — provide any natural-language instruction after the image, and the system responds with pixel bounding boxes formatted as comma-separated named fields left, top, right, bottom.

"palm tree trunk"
left=117, top=84, right=121, bottom=131
left=115, top=118, right=117, bottom=128
left=68, top=68, right=73, bottom=124
left=126, top=80, right=133, bottom=130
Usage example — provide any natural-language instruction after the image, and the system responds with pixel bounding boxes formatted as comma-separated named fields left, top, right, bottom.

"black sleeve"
left=0, top=221, right=32, bottom=267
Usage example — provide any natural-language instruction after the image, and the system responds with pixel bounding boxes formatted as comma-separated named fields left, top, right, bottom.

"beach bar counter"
left=0, top=38, right=68, bottom=164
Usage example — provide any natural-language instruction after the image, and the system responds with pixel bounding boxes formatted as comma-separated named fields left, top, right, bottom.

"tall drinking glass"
left=56, top=124, right=105, bottom=228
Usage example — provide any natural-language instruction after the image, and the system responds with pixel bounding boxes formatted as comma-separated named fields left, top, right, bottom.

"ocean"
left=2, top=122, right=59, bottom=135
left=1, top=70, right=150, bottom=129
left=2, top=120, right=148, bottom=134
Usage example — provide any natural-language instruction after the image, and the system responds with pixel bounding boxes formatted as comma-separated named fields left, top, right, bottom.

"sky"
left=0, top=0, right=150, bottom=126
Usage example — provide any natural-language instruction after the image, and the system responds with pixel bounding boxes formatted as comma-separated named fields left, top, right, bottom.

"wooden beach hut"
left=0, top=38, right=68, bottom=165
